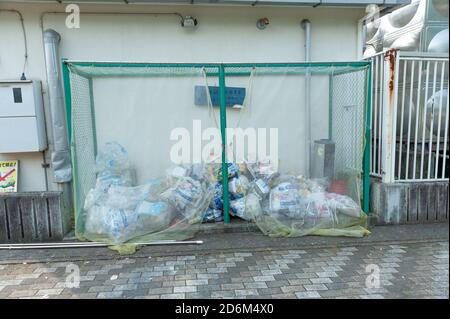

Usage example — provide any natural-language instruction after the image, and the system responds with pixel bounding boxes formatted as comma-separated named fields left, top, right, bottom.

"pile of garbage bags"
left=83, top=142, right=213, bottom=245
left=250, top=174, right=369, bottom=237
left=81, top=142, right=369, bottom=250
left=203, top=159, right=368, bottom=237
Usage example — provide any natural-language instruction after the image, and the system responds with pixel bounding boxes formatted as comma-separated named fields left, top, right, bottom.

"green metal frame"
left=363, top=63, right=372, bottom=213
left=219, top=65, right=230, bottom=223
left=62, top=60, right=372, bottom=223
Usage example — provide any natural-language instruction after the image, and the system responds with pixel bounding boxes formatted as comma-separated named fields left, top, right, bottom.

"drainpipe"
left=43, top=29, right=72, bottom=183
left=301, top=19, right=312, bottom=177
left=43, top=29, right=73, bottom=231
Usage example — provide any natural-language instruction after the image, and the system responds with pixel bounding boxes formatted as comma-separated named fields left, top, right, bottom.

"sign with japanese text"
left=0, top=160, right=18, bottom=193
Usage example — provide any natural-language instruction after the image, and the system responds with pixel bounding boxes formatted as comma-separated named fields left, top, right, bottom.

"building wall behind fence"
left=0, top=2, right=365, bottom=191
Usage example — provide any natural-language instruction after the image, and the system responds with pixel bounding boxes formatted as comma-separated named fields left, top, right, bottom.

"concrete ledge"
left=0, top=192, right=71, bottom=243
left=371, top=180, right=449, bottom=225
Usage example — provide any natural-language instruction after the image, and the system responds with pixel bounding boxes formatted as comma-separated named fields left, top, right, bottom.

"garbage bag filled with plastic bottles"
left=82, top=142, right=214, bottom=250
left=81, top=143, right=369, bottom=254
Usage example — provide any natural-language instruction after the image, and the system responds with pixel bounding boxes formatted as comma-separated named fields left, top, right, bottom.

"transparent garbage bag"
left=216, top=162, right=239, bottom=181
left=244, top=192, right=263, bottom=221
left=81, top=143, right=214, bottom=253
left=269, top=182, right=302, bottom=214
left=246, top=160, right=279, bottom=183
left=94, top=142, right=131, bottom=174
left=210, top=182, right=223, bottom=210
left=230, top=197, right=247, bottom=220
left=229, top=192, right=263, bottom=221
left=104, top=184, right=153, bottom=210
left=228, top=175, right=250, bottom=200
left=160, top=176, right=213, bottom=223
left=202, top=208, right=224, bottom=223
left=249, top=176, right=369, bottom=238
left=84, top=181, right=168, bottom=243
left=85, top=200, right=175, bottom=245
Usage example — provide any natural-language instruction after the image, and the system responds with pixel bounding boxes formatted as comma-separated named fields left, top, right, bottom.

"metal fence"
left=369, top=50, right=449, bottom=182
left=62, top=60, right=372, bottom=237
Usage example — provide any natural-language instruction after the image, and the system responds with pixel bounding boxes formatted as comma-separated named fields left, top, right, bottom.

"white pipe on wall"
left=301, top=19, right=311, bottom=177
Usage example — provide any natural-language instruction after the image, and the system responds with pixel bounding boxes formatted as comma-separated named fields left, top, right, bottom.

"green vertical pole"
left=219, top=64, right=230, bottom=224
left=363, top=65, right=372, bottom=214
left=62, top=59, right=72, bottom=144
left=328, top=74, right=333, bottom=140
left=88, top=78, right=98, bottom=156
left=61, top=60, right=81, bottom=235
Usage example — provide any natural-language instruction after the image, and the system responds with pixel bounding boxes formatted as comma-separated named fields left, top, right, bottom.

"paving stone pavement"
left=0, top=241, right=448, bottom=299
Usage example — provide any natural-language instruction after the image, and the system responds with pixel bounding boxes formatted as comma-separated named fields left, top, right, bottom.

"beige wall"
left=0, top=2, right=365, bottom=191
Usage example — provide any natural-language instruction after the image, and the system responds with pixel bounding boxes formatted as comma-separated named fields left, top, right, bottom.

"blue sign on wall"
left=195, top=85, right=246, bottom=107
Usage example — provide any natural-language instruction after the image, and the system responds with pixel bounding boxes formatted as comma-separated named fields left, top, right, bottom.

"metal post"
left=219, top=64, right=230, bottom=224
left=62, top=60, right=83, bottom=236
left=88, top=78, right=98, bottom=156
left=328, top=74, right=333, bottom=140
left=381, top=50, right=399, bottom=183
left=363, top=63, right=372, bottom=214
left=62, top=60, right=72, bottom=144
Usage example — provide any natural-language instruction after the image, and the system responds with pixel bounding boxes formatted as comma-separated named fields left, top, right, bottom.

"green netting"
left=64, top=62, right=371, bottom=254
left=221, top=65, right=369, bottom=238
left=331, top=69, right=367, bottom=204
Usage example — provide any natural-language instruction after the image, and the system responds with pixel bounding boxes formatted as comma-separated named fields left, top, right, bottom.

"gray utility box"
left=311, top=139, right=335, bottom=180
left=0, top=80, right=47, bottom=153
left=0, top=192, right=71, bottom=243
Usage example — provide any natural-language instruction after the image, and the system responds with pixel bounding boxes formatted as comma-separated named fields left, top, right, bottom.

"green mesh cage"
left=62, top=61, right=371, bottom=246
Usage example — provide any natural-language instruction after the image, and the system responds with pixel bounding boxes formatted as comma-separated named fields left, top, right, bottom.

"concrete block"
left=371, top=180, right=449, bottom=225
left=0, top=192, right=71, bottom=243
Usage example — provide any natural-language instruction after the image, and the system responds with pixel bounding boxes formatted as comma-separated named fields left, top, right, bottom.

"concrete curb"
left=0, top=222, right=447, bottom=265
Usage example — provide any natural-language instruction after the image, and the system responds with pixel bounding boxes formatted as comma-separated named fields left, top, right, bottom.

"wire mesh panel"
left=331, top=68, right=367, bottom=202
left=221, top=64, right=370, bottom=238
left=64, top=61, right=371, bottom=250
left=66, top=63, right=221, bottom=251
left=69, top=71, right=96, bottom=236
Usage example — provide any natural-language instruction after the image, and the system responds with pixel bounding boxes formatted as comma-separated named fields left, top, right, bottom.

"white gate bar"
left=442, top=77, right=449, bottom=179
left=420, top=60, right=430, bottom=180
left=374, top=55, right=380, bottom=175
left=434, top=61, right=446, bottom=179
left=372, top=55, right=379, bottom=174
left=405, top=60, right=415, bottom=179
left=378, top=57, right=384, bottom=175
left=412, top=60, right=423, bottom=179
left=399, top=52, right=449, bottom=59
left=390, top=51, right=400, bottom=183
left=397, top=59, right=408, bottom=180
left=381, top=50, right=399, bottom=183
left=427, top=62, right=438, bottom=179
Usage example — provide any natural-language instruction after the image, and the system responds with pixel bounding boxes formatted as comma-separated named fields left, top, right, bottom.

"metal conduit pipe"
left=0, top=240, right=204, bottom=250
left=43, top=29, right=73, bottom=232
left=43, top=29, right=72, bottom=183
left=301, top=19, right=312, bottom=177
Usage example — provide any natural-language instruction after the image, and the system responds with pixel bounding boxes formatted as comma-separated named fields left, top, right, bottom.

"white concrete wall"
left=0, top=2, right=365, bottom=191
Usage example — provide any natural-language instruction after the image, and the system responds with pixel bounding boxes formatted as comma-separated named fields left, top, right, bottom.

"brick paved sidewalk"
left=0, top=241, right=448, bottom=299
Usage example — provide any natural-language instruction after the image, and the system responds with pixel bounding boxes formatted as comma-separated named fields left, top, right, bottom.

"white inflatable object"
left=428, top=29, right=449, bottom=53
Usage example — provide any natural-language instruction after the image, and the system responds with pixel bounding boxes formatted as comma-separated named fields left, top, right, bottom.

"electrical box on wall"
left=0, top=80, right=47, bottom=153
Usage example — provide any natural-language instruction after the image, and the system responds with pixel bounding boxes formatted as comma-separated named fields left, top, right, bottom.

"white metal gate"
left=369, top=50, right=449, bottom=183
